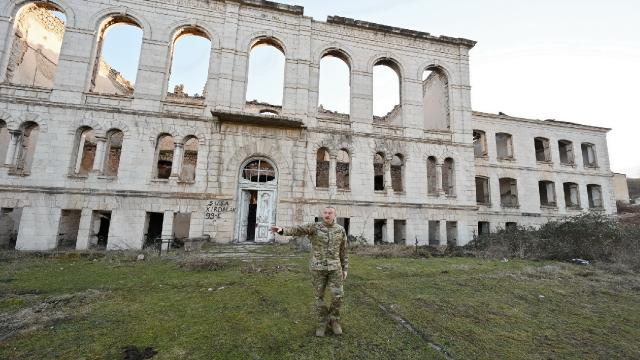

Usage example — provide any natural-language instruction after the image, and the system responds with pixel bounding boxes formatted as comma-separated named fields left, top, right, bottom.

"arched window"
left=373, top=59, right=401, bottom=124
left=0, top=120, right=9, bottom=163
left=476, top=176, right=490, bottom=204
left=246, top=39, right=286, bottom=107
left=90, top=17, right=143, bottom=95
left=496, top=133, right=514, bottom=160
left=336, top=149, right=350, bottom=190
left=166, top=28, right=211, bottom=102
left=581, top=143, right=597, bottom=168
left=15, top=122, right=40, bottom=172
left=539, top=180, right=557, bottom=206
left=391, top=154, right=404, bottom=192
left=180, top=136, right=198, bottom=181
left=155, top=134, right=174, bottom=179
left=104, top=129, right=123, bottom=177
left=242, top=159, right=276, bottom=183
left=73, top=127, right=97, bottom=176
left=534, top=137, right=551, bottom=162
left=558, top=140, right=575, bottom=165
left=473, top=130, right=488, bottom=158
left=427, top=156, right=437, bottom=195
left=587, top=184, right=603, bottom=208
left=443, top=158, right=455, bottom=196
left=318, top=51, right=350, bottom=115
left=499, top=178, right=519, bottom=207
left=422, top=67, right=450, bottom=130
left=374, top=152, right=385, bottom=191
left=316, top=147, right=330, bottom=188
left=5, top=3, right=66, bottom=88
left=563, top=182, right=580, bottom=208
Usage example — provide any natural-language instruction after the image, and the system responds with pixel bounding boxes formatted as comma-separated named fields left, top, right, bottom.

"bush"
left=465, top=212, right=640, bottom=269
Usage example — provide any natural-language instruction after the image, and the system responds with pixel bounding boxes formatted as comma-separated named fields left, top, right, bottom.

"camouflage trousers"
left=311, top=270, right=344, bottom=323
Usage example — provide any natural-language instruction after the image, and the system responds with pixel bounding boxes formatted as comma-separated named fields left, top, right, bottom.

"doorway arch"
left=235, top=157, right=278, bottom=243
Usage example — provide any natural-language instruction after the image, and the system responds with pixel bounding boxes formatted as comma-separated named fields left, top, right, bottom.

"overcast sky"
left=100, top=0, right=639, bottom=177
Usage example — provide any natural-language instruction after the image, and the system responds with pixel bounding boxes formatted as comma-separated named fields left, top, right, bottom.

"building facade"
left=0, top=0, right=616, bottom=250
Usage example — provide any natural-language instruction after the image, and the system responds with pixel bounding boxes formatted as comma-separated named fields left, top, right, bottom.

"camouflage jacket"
left=283, top=222, right=348, bottom=272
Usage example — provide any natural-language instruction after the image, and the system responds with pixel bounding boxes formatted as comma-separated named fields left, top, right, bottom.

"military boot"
left=330, top=319, right=343, bottom=335
left=315, top=319, right=328, bottom=337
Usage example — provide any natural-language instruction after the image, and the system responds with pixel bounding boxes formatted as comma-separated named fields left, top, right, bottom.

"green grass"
left=1, top=248, right=639, bottom=359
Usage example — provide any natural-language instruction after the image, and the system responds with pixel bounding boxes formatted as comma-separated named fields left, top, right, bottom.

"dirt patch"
left=0, top=289, right=106, bottom=341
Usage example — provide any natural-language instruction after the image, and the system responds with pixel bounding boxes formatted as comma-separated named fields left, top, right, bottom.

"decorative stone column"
left=4, top=130, right=21, bottom=166
left=436, top=161, right=445, bottom=196
left=92, top=136, right=107, bottom=173
left=170, top=143, right=184, bottom=179
left=384, top=157, right=393, bottom=194
left=329, top=154, right=337, bottom=196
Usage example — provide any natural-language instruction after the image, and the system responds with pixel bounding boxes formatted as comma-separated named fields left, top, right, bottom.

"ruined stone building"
left=0, top=0, right=616, bottom=250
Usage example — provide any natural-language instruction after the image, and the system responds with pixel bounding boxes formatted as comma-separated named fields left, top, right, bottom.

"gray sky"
left=274, top=0, right=640, bottom=177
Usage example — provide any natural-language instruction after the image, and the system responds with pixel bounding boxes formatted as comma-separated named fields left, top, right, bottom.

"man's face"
left=322, top=208, right=336, bottom=224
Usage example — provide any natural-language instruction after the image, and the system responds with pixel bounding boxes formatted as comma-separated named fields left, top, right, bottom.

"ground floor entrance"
left=235, top=158, right=278, bottom=243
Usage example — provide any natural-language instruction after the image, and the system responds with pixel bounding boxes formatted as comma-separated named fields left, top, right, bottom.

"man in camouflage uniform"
left=271, top=206, right=348, bottom=337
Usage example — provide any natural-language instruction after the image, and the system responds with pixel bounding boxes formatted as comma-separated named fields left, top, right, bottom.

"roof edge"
left=237, top=0, right=304, bottom=15
left=472, top=111, right=611, bottom=132
left=327, top=16, right=477, bottom=48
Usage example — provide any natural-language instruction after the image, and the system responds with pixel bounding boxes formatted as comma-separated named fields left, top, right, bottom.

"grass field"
left=1, top=246, right=639, bottom=359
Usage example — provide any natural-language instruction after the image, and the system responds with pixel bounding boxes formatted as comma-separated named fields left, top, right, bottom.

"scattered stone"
left=136, top=254, right=145, bottom=261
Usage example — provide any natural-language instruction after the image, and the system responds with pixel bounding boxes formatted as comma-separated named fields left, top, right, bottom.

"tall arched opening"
left=235, top=157, right=278, bottom=243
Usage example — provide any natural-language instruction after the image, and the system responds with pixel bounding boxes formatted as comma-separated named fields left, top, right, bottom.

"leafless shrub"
left=465, top=212, right=640, bottom=270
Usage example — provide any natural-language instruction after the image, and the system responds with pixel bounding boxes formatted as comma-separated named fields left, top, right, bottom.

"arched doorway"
left=236, top=158, right=278, bottom=243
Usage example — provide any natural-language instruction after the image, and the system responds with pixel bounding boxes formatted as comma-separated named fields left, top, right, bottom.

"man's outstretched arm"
left=271, top=223, right=316, bottom=237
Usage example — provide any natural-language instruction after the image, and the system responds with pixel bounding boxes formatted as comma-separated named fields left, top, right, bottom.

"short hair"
left=323, top=206, right=337, bottom=213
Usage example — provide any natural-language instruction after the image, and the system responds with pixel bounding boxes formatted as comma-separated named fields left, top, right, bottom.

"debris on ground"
left=241, top=264, right=297, bottom=274
left=570, top=259, right=591, bottom=265
left=0, top=289, right=106, bottom=341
